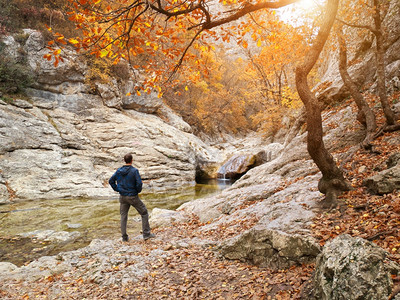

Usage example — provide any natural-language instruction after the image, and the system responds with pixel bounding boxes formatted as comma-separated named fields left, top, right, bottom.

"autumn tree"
left=336, top=23, right=377, bottom=149
left=243, top=12, right=306, bottom=136
left=164, top=49, right=253, bottom=135
left=337, top=0, right=398, bottom=128
left=48, top=0, right=352, bottom=206
left=295, top=0, right=353, bottom=208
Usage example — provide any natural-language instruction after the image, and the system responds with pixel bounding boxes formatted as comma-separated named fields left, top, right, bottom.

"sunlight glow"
left=278, top=0, right=323, bottom=25
left=299, top=0, right=317, bottom=10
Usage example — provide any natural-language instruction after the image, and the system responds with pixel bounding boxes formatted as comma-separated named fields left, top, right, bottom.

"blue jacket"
left=109, top=165, right=143, bottom=196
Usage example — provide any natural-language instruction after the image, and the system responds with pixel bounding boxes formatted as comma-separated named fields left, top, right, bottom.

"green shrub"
left=0, top=43, right=33, bottom=95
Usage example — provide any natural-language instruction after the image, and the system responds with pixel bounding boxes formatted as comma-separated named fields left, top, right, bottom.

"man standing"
left=109, top=153, right=155, bottom=242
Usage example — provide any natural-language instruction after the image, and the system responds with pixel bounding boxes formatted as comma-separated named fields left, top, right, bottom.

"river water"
left=0, top=180, right=230, bottom=266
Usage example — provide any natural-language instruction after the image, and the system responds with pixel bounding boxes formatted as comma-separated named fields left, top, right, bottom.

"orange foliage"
left=44, top=0, right=323, bottom=136
left=45, top=0, right=303, bottom=90
left=164, top=49, right=255, bottom=135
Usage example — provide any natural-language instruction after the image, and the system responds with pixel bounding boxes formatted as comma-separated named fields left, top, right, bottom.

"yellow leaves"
left=185, top=86, right=188, bottom=91
left=144, top=22, right=151, bottom=28
left=126, top=92, right=131, bottom=96
left=136, top=90, right=141, bottom=96
left=257, top=39, right=262, bottom=47
left=99, top=49, right=109, bottom=58
left=69, top=38, right=80, bottom=45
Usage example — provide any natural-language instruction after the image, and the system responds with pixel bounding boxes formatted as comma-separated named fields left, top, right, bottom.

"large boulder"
left=363, top=153, right=400, bottom=194
left=220, top=227, right=320, bottom=269
left=149, top=208, right=189, bottom=228
left=217, top=153, right=258, bottom=179
left=217, top=142, right=284, bottom=180
left=23, top=30, right=87, bottom=90
left=312, top=234, right=400, bottom=300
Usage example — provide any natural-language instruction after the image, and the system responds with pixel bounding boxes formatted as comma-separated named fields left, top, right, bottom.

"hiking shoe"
left=122, top=235, right=129, bottom=242
left=143, top=233, right=155, bottom=241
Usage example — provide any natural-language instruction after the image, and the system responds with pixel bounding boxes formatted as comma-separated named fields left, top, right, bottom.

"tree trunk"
left=283, top=107, right=306, bottom=148
left=373, top=0, right=397, bottom=125
left=295, top=0, right=352, bottom=208
left=337, top=25, right=377, bottom=149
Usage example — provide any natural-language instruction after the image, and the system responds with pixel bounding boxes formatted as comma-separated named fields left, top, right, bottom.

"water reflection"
left=0, top=181, right=231, bottom=266
left=195, top=178, right=234, bottom=192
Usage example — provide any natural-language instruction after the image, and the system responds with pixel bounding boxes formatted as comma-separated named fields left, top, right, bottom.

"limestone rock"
left=220, top=227, right=320, bottom=269
left=312, top=234, right=399, bottom=300
left=1, top=36, right=20, bottom=58
left=122, top=92, right=162, bottom=113
left=26, top=88, right=100, bottom=114
left=363, top=164, right=400, bottom=194
left=11, top=99, right=33, bottom=109
left=387, top=152, right=400, bottom=168
left=315, top=0, right=400, bottom=103
left=0, top=30, right=223, bottom=201
left=0, top=262, right=18, bottom=273
left=0, top=97, right=221, bottom=201
left=0, top=185, right=9, bottom=204
left=0, top=104, right=62, bottom=155
left=0, top=256, right=70, bottom=282
left=24, top=31, right=87, bottom=88
left=195, top=159, right=220, bottom=180
left=0, top=173, right=10, bottom=204
left=149, top=208, right=189, bottom=228
left=217, top=153, right=257, bottom=179
left=19, top=230, right=81, bottom=242
left=157, top=105, right=192, bottom=133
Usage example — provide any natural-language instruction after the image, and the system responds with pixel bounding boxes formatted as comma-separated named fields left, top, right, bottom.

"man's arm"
left=108, top=172, right=119, bottom=192
left=134, top=169, right=143, bottom=193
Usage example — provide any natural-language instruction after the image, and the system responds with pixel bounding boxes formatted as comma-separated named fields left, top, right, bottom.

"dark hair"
left=124, top=153, right=133, bottom=164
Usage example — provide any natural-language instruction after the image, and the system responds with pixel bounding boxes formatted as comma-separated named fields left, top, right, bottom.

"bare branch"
left=202, top=0, right=299, bottom=29
left=336, top=18, right=375, bottom=34
left=166, top=29, right=203, bottom=83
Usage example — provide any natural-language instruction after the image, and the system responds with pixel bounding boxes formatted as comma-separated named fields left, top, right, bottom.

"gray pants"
left=119, top=195, right=151, bottom=238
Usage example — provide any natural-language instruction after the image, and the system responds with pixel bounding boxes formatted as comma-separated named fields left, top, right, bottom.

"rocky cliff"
left=0, top=30, right=225, bottom=203
left=317, top=0, right=400, bottom=102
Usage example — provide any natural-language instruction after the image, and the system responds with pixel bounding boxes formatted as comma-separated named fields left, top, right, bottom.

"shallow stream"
left=0, top=180, right=230, bottom=266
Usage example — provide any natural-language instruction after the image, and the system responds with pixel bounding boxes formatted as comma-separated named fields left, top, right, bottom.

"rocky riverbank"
left=1, top=12, right=400, bottom=297
left=1, top=98, right=400, bottom=298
